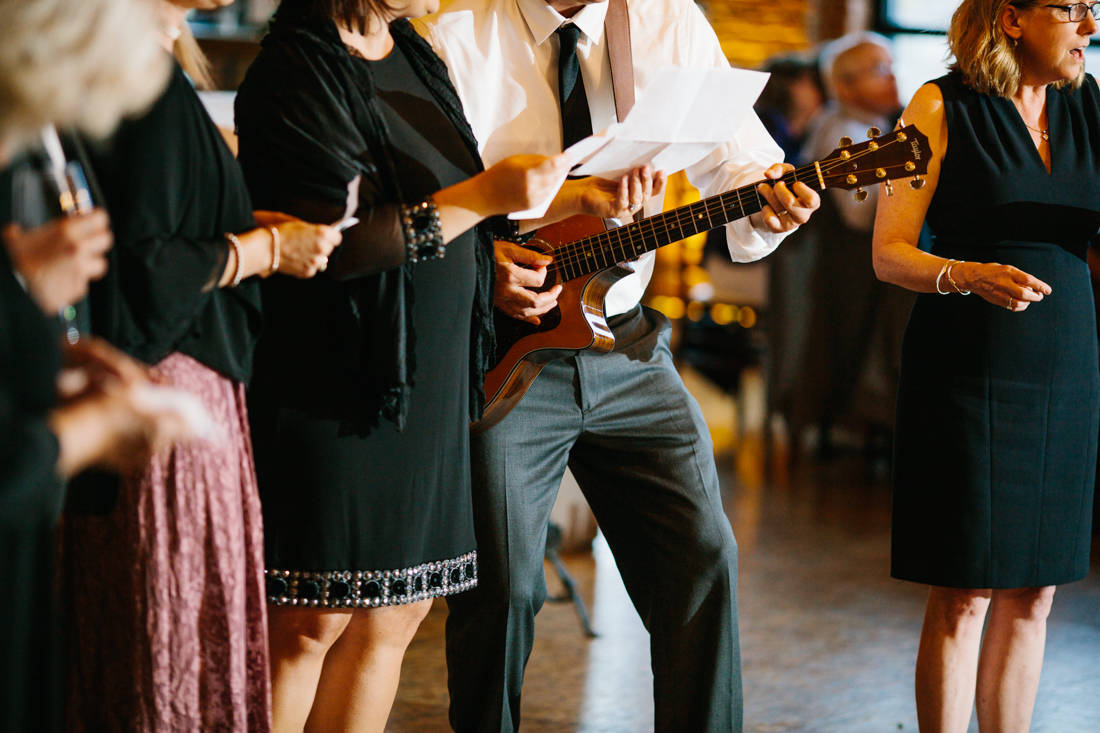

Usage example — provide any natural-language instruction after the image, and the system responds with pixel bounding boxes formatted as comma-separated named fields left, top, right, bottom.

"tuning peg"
left=884, top=180, right=894, bottom=197
left=910, top=176, right=926, bottom=190
left=838, top=136, right=853, bottom=148
left=854, top=188, right=869, bottom=203
left=905, top=161, right=916, bottom=172
left=867, top=127, right=882, bottom=139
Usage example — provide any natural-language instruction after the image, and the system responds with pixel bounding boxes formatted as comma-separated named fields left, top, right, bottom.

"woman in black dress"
left=873, top=0, right=1098, bottom=730
left=234, top=0, right=569, bottom=729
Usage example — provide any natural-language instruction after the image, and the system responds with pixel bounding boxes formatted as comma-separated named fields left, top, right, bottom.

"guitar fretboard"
left=549, top=163, right=824, bottom=283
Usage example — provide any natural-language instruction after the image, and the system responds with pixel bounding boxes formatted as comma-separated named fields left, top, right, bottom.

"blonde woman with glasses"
left=873, top=0, right=1099, bottom=731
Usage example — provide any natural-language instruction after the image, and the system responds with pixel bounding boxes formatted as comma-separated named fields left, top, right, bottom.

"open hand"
left=754, top=163, right=820, bottom=233
left=952, top=261, right=1051, bottom=312
left=493, top=241, right=562, bottom=325
left=566, top=165, right=667, bottom=220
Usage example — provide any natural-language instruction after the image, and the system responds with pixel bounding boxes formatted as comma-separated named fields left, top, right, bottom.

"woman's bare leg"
left=305, top=599, right=434, bottom=733
left=975, top=586, right=1055, bottom=733
left=915, top=586, right=992, bottom=733
left=268, top=606, right=354, bottom=733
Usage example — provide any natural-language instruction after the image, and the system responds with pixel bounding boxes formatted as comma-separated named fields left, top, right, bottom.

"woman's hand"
left=952, top=261, right=1051, bottom=311
left=477, top=153, right=573, bottom=216
left=2, top=211, right=113, bottom=313
left=754, top=163, right=820, bottom=233
left=553, top=166, right=667, bottom=222
left=271, top=220, right=343, bottom=279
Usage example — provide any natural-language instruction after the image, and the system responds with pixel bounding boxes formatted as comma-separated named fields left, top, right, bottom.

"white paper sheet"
left=567, top=66, right=770, bottom=181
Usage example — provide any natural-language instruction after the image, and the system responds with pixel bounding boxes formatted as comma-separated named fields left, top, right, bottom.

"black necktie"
left=555, top=24, right=593, bottom=150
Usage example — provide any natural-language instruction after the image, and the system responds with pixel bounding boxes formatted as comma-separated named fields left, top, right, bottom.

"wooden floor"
left=387, top=411, right=1100, bottom=733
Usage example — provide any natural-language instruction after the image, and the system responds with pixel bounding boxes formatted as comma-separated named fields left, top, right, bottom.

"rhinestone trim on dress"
left=265, top=551, right=477, bottom=608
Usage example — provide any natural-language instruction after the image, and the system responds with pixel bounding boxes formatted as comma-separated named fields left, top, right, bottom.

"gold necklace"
left=1023, top=121, right=1050, bottom=141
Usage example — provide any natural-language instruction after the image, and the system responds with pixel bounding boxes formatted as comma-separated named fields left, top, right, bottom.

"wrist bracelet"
left=935, top=259, right=955, bottom=295
left=490, top=215, right=535, bottom=244
left=401, top=198, right=444, bottom=263
left=226, top=233, right=245, bottom=287
left=268, top=226, right=281, bottom=275
left=945, top=260, right=970, bottom=295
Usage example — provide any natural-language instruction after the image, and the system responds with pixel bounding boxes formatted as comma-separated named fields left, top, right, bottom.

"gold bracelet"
left=268, top=226, right=280, bottom=274
left=946, top=260, right=970, bottom=295
left=935, top=259, right=955, bottom=295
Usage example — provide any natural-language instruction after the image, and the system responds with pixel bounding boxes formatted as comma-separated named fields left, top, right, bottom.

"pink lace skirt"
left=64, top=353, right=270, bottom=732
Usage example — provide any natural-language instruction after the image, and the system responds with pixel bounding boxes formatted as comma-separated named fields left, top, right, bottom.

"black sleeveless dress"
left=891, top=73, right=1100, bottom=589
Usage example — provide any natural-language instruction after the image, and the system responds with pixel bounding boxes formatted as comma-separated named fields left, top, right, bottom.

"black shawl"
left=235, top=2, right=495, bottom=434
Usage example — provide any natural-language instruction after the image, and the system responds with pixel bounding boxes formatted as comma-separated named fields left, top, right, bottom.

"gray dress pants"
left=446, top=305, right=742, bottom=733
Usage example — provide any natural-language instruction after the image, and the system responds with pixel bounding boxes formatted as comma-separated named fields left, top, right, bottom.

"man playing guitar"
left=417, top=0, right=820, bottom=729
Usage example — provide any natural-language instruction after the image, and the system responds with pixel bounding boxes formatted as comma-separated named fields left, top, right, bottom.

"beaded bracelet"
left=935, top=258, right=956, bottom=295
left=401, top=198, right=444, bottom=263
left=268, top=226, right=281, bottom=275
left=226, top=233, right=245, bottom=287
left=945, top=260, right=970, bottom=295
left=490, top=215, right=535, bottom=245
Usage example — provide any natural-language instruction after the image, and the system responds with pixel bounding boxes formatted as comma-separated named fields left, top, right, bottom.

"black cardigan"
left=235, top=5, right=495, bottom=435
left=84, top=62, right=262, bottom=383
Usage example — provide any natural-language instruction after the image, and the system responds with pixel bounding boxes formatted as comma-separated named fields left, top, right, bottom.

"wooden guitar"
left=471, top=124, right=932, bottom=436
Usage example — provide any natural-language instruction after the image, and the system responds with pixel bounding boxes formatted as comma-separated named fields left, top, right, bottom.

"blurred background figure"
left=775, top=31, right=911, bottom=464
left=754, top=53, right=826, bottom=165
left=0, top=0, right=174, bottom=731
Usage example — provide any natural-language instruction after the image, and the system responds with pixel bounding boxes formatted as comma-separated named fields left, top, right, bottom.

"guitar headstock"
left=817, top=123, right=930, bottom=200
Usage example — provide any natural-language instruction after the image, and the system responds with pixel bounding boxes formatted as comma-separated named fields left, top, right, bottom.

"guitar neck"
left=551, top=162, right=825, bottom=282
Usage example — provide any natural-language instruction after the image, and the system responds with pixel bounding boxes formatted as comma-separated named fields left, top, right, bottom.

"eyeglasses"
left=1035, top=2, right=1100, bottom=21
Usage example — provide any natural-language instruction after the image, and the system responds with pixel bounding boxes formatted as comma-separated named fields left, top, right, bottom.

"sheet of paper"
left=569, top=66, right=769, bottom=180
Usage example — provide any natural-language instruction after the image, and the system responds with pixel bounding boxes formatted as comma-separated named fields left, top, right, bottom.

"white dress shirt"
left=416, top=0, right=788, bottom=316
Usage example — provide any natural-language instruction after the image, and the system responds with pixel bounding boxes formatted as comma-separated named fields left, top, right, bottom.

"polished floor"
left=388, top=397, right=1100, bottom=733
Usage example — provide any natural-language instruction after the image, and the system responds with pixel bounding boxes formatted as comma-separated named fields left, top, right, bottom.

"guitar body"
left=473, top=215, right=632, bottom=436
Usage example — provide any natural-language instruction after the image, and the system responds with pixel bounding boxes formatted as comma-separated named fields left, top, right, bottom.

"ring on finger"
left=775, top=209, right=788, bottom=218
left=1007, top=297, right=1014, bottom=310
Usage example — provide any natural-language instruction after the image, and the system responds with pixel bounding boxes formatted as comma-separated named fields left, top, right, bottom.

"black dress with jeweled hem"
left=237, top=13, right=483, bottom=605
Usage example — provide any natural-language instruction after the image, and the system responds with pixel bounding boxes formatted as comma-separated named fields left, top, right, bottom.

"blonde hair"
left=0, top=0, right=170, bottom=155
left=175, top=21, right=215, bottom=91
left=949, top=0, right=1083, bottom=96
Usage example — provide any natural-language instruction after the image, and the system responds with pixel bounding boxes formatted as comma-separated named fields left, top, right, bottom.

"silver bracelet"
left=401, top=198, right=444, bottom=263
left=935, top=258, right=955, bottom=295
left=945, top=260, right=970, bottom=295
left=226, top=232, right=245, bottom=287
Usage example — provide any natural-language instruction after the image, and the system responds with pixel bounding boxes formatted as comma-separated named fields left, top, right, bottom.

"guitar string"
left=548, top=139, right=915, bottom=278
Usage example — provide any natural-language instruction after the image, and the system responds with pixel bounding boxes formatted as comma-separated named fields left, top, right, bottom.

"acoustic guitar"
left=472, top=124, right=932, bottom=436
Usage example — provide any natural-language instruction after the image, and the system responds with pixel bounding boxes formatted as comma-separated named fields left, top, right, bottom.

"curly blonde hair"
left=949, top=0, right=1083, bottom=97
left=0, top=0, right=170, bottom=156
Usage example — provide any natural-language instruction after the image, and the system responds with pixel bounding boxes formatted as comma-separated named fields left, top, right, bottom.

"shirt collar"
left=516, top=0, right=608, bottom=47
